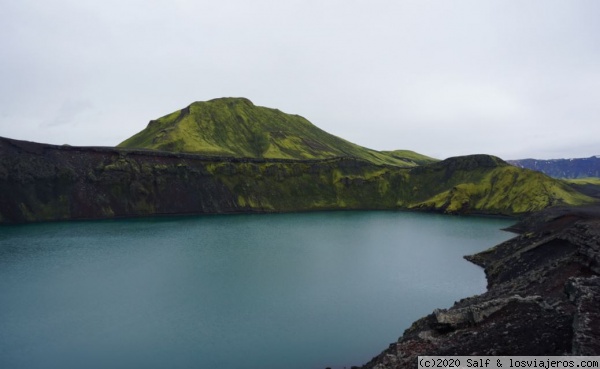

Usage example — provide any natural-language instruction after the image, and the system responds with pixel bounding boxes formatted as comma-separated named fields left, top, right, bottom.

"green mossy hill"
left=407, top=155, right=594, bottom=214
left=564, top=178, right=600, bottom=200
left=380, top=149, right=439, bottom=165
left=118, top=97, right=420, bottom=167
left=565, top=177, right=600, bottom=185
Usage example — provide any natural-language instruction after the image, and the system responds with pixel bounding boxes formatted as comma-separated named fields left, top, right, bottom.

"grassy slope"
left=411, top=166, right=593, bottom=214
left=380, top=149, right=439, bottom=165
left=564, top=177, right=600, bottom=185
left=201, top=154, right=595, bottom=215
left=118, top=98, right=420, bottom=167
left=563, top=177, right=600, bottom=200
left=394, top=155, right=593, bottom=214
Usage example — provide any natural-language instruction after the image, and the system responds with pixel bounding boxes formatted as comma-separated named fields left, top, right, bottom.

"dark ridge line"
left=0, top=135, right=410, bottom=168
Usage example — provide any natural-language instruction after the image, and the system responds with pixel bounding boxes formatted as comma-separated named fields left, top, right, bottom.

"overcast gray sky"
left=1, top=0, right=598, bottom=160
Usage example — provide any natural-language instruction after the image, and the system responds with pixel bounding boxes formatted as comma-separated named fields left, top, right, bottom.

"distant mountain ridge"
left=508, top=156, right=600, bottom=179
left=118, top=97, right=437, bottom=167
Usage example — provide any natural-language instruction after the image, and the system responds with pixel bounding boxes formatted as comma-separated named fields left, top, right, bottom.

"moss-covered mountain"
left=0, top=136, right=594, bottom=223
left=118, top=97, right=433, bottom=167
left=407, top=155, right=594, bottom=214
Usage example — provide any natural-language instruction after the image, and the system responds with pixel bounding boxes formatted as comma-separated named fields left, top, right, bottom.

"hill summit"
left=117, top=97, right=436, bottom=167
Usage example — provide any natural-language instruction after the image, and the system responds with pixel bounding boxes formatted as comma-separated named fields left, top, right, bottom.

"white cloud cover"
left=0, top=0, right=598, bottom=159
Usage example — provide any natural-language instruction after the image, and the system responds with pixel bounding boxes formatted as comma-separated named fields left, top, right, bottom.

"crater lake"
left=0, top=211, right=514, bottom=369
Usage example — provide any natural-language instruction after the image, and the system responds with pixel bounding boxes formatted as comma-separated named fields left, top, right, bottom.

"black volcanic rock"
left=356, top=206, right=600, bottom=368
left=566, top=276, right=600, bottom=355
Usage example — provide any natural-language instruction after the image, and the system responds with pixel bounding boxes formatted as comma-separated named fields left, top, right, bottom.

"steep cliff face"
left=0, top=138, right=241, bottom=222
left=358, top=206, right=600, bottom=368
left=0, top=137, right=594, bottom=223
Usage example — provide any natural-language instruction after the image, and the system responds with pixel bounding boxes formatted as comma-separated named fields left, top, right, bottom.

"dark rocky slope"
left=0, top=137, right=594, bottom=223
left=356, top=205, right=600, bottom=368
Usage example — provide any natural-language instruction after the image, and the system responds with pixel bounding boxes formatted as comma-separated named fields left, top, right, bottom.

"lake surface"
left=0, top=211, right=514, bottom=369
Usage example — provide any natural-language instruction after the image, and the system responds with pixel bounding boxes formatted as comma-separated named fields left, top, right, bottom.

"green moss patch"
left=118, top=97, right=425, bottom=167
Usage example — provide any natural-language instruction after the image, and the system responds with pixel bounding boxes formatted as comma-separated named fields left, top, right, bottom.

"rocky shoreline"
left=354, top=205, right=600, bottom=368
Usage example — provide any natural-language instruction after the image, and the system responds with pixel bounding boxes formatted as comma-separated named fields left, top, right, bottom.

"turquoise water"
left=0, top=211, right=513, bottom=369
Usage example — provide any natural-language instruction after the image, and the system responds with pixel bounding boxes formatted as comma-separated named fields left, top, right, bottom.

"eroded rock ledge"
left=356, top=205, right=600, bottom=369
